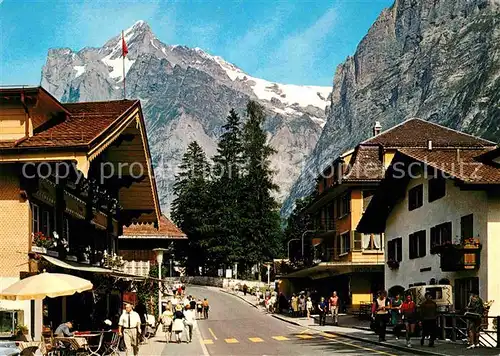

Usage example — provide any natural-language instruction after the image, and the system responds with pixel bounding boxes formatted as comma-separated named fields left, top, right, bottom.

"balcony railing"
left=314, top=219, right=335, bottom=232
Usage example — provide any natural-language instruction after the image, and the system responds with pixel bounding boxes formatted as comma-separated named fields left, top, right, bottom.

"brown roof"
left=0, top=97, right=138, bottom=150
left=343, top=145, right=385, bottom=182
left=363, top=118, right=496, bottom=148
left=398, top=147, right=500, bottom=184
left=121, top=215, right=186, bottom=239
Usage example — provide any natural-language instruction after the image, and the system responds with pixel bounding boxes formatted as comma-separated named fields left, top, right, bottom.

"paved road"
left=188, top=285, right=415, bottom=356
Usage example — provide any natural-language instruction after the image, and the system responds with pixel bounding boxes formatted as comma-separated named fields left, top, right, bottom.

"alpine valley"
left=41, top=20, right=331, bottom=213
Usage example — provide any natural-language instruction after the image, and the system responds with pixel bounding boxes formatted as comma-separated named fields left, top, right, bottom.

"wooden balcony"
left=435, top=243, right=482, bottom=271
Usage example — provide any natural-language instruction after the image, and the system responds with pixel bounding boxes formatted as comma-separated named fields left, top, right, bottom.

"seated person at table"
left=55, top=321, right=74, bottom=337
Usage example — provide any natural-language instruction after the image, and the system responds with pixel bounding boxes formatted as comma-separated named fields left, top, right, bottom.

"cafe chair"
left=86, top=332, right=104, bottom=356
left=102, top=332, right=120, bottom=355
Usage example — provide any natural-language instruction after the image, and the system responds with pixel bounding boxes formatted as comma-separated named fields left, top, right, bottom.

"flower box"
left=31, top=246, right=47, bottom=254
left=436, top=242, right=482, bottom=271
left=66, top=255, right=78, bottom=262
left=46, top=250, right=59, bottom=258
left=386, top=260, right=400, bottom=270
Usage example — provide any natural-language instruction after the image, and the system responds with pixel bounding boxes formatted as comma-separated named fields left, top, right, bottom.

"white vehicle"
left=406, top=284, right=453, bottom=312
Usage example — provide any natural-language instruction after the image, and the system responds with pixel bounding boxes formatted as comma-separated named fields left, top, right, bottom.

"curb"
left=220, top=289, right=259, bottom=309
left=271, top=314, right=445, bottom=356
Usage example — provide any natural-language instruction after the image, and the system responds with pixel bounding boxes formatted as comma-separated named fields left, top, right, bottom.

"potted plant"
left=32, top=232, right=53, bottom=254
left=386, top=259, right=400, bottom=270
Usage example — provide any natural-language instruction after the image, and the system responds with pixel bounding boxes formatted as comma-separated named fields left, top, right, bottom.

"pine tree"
left=241, top=101, right=284, bottom=272
left=208, top=109, right=245, bottom=272
left=171, top=141, right=211, bottom=275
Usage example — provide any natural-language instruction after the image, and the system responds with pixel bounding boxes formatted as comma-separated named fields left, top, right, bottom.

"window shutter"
left=419, top=231, right=426, bottom=258
left=430, top=227, right=437, bottom=253
left=388, top=240, right=395, bottom=260
left=396, top=239, right=402, bottom=262
left=409, top=233, right=415, bottom=259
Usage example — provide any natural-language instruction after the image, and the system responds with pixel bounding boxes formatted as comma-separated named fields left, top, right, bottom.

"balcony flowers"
left=386, top=259, right=400, bottom=270
left=103, top=252, right=125, bottom=270
left=32, top=232, right=56, bottom=254
left=432, top=237, right=481, bottom=254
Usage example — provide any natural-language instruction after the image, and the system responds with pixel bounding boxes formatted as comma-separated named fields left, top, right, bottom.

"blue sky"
left=0, top=0, right=393, bottom=86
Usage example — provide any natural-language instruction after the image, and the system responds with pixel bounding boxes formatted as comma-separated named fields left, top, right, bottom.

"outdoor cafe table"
left=17, top=341, right=42, bottom=355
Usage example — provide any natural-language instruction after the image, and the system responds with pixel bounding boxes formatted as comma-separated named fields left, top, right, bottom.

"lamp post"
left=153, top=248, right=168, bottom=316
left=287, top=238, right=300, bottom=260
left=301, top=230, right=315, bottom=258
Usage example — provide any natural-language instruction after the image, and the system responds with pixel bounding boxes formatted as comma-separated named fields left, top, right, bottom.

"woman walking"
left=391, top=294, right=403, bottom=339
left=172, top=304, right=185, bottom=343
left=291, top=294, right=299, bottom=317
left=372, top=291, right=391, bottom=342
left=306, top=297, right=313, bottom=319
left=161, top=303, right=174, bottom=343
left=184, top=305, right=196, bottom=343
left=401, top=294, right=417, bottom=348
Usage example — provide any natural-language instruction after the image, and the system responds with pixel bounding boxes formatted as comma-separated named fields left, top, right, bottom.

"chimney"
left=373, top=121, right=382, bottom=136
left=427, top=140, right=433, bottom=151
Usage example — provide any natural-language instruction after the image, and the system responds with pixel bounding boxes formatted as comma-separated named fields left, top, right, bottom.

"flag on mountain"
left=122, top=30, right=129, bottom=57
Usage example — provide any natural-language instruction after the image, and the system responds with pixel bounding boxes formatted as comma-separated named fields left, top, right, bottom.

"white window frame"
left=31, top=203, right=40, bottom=233
left=339, top=231, right=350, bottom=256
left=42, top=210, right=51, bottom=237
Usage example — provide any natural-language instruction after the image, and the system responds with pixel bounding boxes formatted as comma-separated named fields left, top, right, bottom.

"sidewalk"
left=119, top=322, right=208, bottom=356
left=272, top=313, right=500, bottom=356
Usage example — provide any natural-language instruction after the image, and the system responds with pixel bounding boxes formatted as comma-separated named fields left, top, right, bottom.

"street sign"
left=225, top=269, right=232, bottom=278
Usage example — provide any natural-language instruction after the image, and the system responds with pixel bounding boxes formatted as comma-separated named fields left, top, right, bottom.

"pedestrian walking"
left=202, top=298, right=209, bottom=319
left=243, top=284, right=248, bottom=296
left=401, top=294, right=417, bottom=348
left=391, top=294, right=403, bottom=339
left=465, top=290, right=484, bottom=349
left=161, top=304, right=174, bottom=343
left=196, top=299, right=203, bottom=319
left=318, top=297, right=328, bottom=326
left=419, top=292, right=437, bottom=347
left=118, top=303, right=141, bottom=356
left=306, top=297, right=313, bottom=319
left=299, top=294, right=306, bottom=317
left=291, top=294, right=299, bottom=317
left=329, top=291, right=340, bottom=326
left=172, top=304, right=185, bottom=343
left=372, top=291, right=391, bottom=342
left=184, top=305, right=196, bottom=343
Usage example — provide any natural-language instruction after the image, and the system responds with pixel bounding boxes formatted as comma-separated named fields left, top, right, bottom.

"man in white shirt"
left=183, top=305, right=196, bottom=343
left=118, top=303, right=141, bottom=356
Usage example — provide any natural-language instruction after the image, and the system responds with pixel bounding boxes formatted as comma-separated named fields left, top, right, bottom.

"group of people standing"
left=289, top=291, right=340, bottom=326
left=372, top=290, right=485, bottom=349
left=160, top=295, right=209, bottom=344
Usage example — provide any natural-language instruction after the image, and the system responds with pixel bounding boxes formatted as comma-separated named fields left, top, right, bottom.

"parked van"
left=406, top=285, right=453, bottom=312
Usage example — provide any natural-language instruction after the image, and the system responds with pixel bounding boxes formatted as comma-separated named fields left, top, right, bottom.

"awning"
left=41, top=255, right=162, bottom=281
left=42, top=255, right=114, bottom=273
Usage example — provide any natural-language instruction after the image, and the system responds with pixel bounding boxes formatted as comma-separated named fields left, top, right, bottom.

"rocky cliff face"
left=282, top=0, right=500, bottom=216
left=41, top=21, right=331, bottom=213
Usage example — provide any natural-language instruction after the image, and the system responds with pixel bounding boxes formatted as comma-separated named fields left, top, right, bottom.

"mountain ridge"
left=282, top=0, right=500, bottom=216
left=41, top=20, right=332, bottom=214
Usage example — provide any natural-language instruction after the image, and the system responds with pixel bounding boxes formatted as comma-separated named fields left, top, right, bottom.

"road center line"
left=208, top=327, right=218, bottom=340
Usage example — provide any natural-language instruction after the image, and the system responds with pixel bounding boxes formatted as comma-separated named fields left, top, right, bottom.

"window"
left=340, top=232, right=350, bottom=255
left=63, top=216, right=70, bottom=246
left=387, top=237, right=402, bottom=262
left=461, top=214, right=474, bottom=242
left=430, top=222, right=452, bottom=253
left=42, top=210, right=51, bottom=237
left=409, top=230, right=426, bottom=259
left=408, top=185, right=423, bottom=211
left=353, top=232, right=362, bottom=251
left=363, top=190, right=375, bottom=212
left=336, top=193, right=350, bottom=218
left=31, top=203, right=40, bottom=233
left=363, top=233, right=382, bottom=250
left=428, top=176, right=446, bottom=202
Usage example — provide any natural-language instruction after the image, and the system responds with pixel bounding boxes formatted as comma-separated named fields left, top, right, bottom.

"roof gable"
left=363, top=118, right=496, bottom=148
left=121, top=215, right=186, bottom=239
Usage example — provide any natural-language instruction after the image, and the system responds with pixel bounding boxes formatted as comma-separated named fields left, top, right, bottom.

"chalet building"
left=0, top=86, right=162, bottom=338
left=357, top=120, right=500, bottom=316
left=119, top=215, right=187, bottom=277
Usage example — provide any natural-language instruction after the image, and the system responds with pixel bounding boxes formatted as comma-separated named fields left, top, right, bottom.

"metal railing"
left=437, top=313, right=500, bottom=348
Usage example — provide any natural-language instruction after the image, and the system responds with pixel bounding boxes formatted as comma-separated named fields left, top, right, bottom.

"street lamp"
left=153, top=248, right=168, bottom=316
left=301, top=230, right=315, bottom=258
left=287, top=238, right=300, bottom=260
